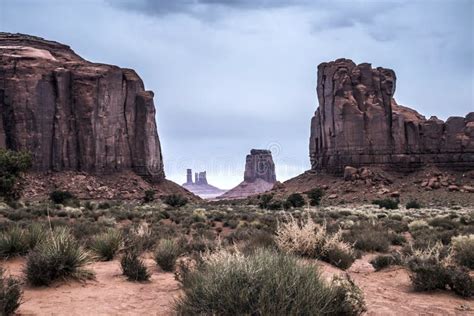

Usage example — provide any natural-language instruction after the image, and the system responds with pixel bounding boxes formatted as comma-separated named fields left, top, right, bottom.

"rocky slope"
left=218, top=149, right=276, bottom=199
left=310, top=58, right=474, bottom=173
left=0, top=33, right=164, bottom=181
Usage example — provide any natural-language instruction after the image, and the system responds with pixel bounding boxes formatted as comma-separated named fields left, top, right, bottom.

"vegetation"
left=90, top=229, right=122, bottom=261
left=0, top=149, right=32, bottom=201
left=0, top=226, right=28, bottom=258
left=25, top=227, right=92, bottom=286
left=451, top=235, right=474, bottom=269
left=286, top=193, right=305, bottom=208
left=143, top=190, right=155, bottom=203
left=276, top=215, right=356, bottom=269
left=175, top=249, right=365, bottom=315
left=370, top=253, right=402, bottom=271
left=0, top=268, right=22, bottom=315
left=154, top=239, right=182, bottom=272
left=49, top=190, right=76, bottom=205
left=406, top=200, right=422, bottom=209
left=306, top=188, right=324, bottom=206
left=121, top=249, right=150, bottom=282
left=372, top=198, right=399, bottom=210
left=406, top=243, right=473, bottom=297
left=163, top=194, right=188, bottom=208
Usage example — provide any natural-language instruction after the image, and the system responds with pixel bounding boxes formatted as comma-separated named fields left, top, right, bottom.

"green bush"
left=49, top=190, right=75, bottom=205
left=25, top=223, right=47, bottom=250
left=121, top=250, right=150, bottom=282
left=163, top=194, right=188, bottom=208
left=372, top=199, right=399, bottom=210
left=286, top=193, right=305, bottom=208
left=406, top=200, right=422, bottom=209
left=343, top=224, right=390, bottom=252
left=406, top=244, right=473, bottom=297
left=175, top=249, right=365, bottom=315
left=428, top=217, right=459, bottom=230
left=90, top=229, right=122, bottom=261
left=306, top=188, right=324, bottom=206
left=0, top=149, right=32, bottom=200
left=143, top=190, right=155, bottom=203
left=25, top=227, right=92, bottom=286
left=266, top=200, right=283, bottom=210
left=154, top=239, right=182, bottom=272
left=0, top=268, right=22, bottom=315
left=257, top=194, right=274, bottom=209
left=370, top=253, right=402, bottom=271
left=451, top=235, right=474, bottom=269
left=0, top=226, right=28, bottom=258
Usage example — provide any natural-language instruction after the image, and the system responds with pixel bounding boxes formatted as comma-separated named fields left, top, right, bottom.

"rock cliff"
left=0, top=33, right=164, bottom=181
left=218, top=149, right=276, bottom=199
left=310, top=58, right=474, bottom=173
left=182, top=169, right=225, bottom=199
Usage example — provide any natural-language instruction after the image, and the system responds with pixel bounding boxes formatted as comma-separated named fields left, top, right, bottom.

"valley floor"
left=3, top=254, right=472, bottom=315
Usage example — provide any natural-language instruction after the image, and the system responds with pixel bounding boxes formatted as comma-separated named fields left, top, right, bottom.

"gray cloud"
left=0, top=0, right=472, bottom=188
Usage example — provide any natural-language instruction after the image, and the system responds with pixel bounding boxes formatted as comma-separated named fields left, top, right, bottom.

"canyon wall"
left=0, top=33, right=164, bottom=181
left=310, top=58, right=474, bottom=173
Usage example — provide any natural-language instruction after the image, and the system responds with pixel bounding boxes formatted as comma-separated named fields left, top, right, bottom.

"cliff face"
left=310, top=58, right=474, bottom=172
left=0, top=33, right=164, bottom=181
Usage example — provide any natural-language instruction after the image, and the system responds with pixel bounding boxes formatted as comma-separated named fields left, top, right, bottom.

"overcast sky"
left=1, top=0, right=473, bottom=189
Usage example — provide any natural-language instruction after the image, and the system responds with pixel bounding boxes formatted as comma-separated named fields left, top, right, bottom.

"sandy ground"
left=2, top=258, right=180, bottom=316
left=1, top=254, right=472, bottom=315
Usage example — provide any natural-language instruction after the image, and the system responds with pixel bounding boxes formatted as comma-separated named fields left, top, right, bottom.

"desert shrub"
left=389, top=233, right=407, bottom=245
left=370, top=253, right=402, bottom=271
left=406, top=200, right=422, bottom=209
left=143, top=190, right=155, bottom=203
left=0, top=149, right=32, bottom=201
left=276, top=215, right=356, bottom=270
left=239, top=230, right=276, bottom=254
left=429, top=216, right=459, bottom=230
left=406, top=243, right=473, bottom=297
left=120, top=250, right=150, bottom=282
left=408, top=219, right=429, bottom=232
left=122, top=223, right=158, bottom=252
left=372, top=198, right=398, bottom=209
left=343, top=224, right=390, bottom=252
left=267, top=199, right=283, bottom=210
left=257, top=194, right=274, bottom=209
left=0, top=226, right=28, bottom=258
left=97, top=202, right=111, bottom=210
left=90, top=229, right=122, bottom=261
left=49, top=190, right=75, bottom=205
left=451, top=235, right=474, bottom=269
left=25, top=223, right=47, bottom=250
left=163, top=194, right=188, bottom=208
left=0, top=268, right=22, bottom=315
left=25, top=227, right=92, bottom=286
left=286, top=193, right=305, bottom=208
left=306, top=188, right=324, bottom=206
left=174, top=249, right=365, bottom=315
left=154, top=239, right=183, bottom=272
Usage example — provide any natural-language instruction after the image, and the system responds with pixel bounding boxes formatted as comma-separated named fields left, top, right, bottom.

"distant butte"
left=218, top=149, right=276, bottom=199
left=182, top=169, right=226, bottom=199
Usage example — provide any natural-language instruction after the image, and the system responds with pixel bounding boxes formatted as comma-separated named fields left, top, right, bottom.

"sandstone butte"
left=218, top=149, right=277, bottom=199
left=0, top=33, right=164, bottom=182
left=309, top=58, right=474, bottom=173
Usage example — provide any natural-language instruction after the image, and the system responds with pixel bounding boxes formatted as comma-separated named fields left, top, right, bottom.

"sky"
left=1, top=0, right=473, bottom=189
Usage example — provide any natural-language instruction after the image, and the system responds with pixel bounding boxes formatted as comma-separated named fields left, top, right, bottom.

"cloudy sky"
left=1, top=0, right=473, bottom=189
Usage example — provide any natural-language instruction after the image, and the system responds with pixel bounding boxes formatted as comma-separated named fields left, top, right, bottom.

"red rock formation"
left=310, top=58, right=474, bottom=172
left=219, top=149, right=276, bottom=199
left=0, top=33, right=164, bottom=181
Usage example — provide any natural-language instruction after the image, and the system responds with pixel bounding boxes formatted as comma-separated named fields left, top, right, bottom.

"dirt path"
left=1, top=255, right=473, bottom=315
left=3, top=258, right=180, bottom=316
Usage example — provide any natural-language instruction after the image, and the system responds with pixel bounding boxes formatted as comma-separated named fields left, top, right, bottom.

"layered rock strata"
left=0, top=33, right=164, bottom=181
left=310, top=58, right=474, bottom=173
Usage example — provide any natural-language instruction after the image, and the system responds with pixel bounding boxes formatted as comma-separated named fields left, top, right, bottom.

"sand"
left=1, top=254, right=472, bottom=315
